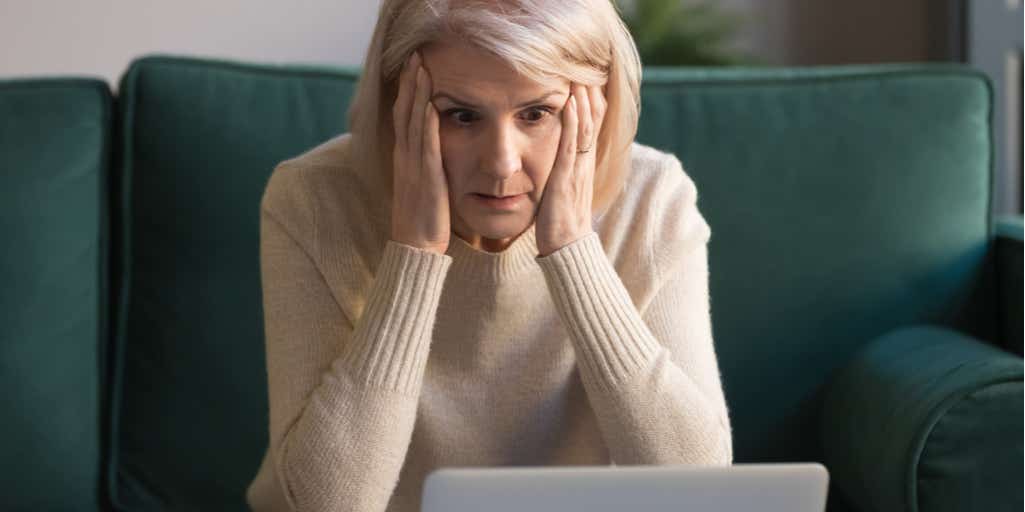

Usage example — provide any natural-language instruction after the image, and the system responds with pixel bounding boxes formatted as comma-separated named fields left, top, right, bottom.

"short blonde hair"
left=347, top=0, right=642, bottom=218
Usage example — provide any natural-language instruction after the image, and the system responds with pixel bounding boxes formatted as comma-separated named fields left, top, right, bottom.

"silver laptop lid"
left=422, top=462, right=829, bottom=512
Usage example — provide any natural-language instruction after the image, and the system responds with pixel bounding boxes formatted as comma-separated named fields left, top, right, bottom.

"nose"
left=482, top=121, right=521, bottom=180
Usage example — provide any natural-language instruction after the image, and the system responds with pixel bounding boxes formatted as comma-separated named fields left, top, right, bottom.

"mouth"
left=472, top=192, right=527, bottom=209
left=475, top=193, right=520, bottom=199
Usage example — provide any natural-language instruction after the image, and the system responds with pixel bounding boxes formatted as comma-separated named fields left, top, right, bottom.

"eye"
left=442, top=109, right=478, bottom=126
left=522, top=106, right=554, bottom=124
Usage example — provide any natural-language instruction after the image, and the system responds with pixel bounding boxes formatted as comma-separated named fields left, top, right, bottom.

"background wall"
left=707, top=0, right=935, bottom=65
left=0, top=0, right=379, bottom=88
left=1, top=0, right=938, bottom=88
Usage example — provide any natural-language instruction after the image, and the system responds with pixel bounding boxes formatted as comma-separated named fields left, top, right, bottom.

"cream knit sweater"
left=245, top=133, right=733, bottom=512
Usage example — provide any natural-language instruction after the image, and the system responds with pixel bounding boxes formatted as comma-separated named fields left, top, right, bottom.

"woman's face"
left=419, top=39, right=570, bottom=252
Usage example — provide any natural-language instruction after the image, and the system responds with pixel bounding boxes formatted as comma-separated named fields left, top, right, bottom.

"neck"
left=451, top=216, right=530, bottom=253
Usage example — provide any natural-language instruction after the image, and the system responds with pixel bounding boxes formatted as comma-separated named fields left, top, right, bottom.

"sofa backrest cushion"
left=637, top=64, right=997, bottom=463
left=108, top=56, right=358, bottom=509
left=0, top=78, right=112, bottom=510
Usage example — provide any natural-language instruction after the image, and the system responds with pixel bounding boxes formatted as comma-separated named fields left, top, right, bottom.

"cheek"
left=437, top=127, right=473, bottom=162
left=541, top=123, right=563, bottom=158
left=533, top=124, right=565, bottom=168
left=529, top=128, right=561, bottom=184
left=437, top=143, right=470, bottom=191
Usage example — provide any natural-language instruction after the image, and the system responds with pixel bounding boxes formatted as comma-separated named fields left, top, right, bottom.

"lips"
left=472, top=192, right=526, bottom=209
left=476, top=193, right=521, bottom=198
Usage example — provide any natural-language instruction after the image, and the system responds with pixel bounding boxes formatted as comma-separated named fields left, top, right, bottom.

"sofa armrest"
left=820, top=325, right=1023, bottom=512
left=995, top=214, right=1023, bottom=356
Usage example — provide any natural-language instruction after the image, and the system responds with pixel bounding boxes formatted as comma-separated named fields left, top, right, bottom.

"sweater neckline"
left=445, top=223, right=539, bottom=280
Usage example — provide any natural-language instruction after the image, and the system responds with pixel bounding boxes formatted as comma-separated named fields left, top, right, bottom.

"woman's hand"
left=390, top=51, right=451, bottom=255
left=536, top=83, right=608, bottom=257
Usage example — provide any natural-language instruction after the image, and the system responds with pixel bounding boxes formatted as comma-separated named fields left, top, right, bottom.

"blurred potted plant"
left=616, top=0, right=760, bottom=66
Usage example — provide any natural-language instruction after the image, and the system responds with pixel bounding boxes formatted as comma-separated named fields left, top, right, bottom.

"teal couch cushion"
left=821, top=325, right=1023, bottom=512
left=108, top=56, right=359, bottom=510
left=109, top=55, right=1004, bottom=511
left=994, top=214, right=1023, bottom=355
left=0, top=78, right=112, bottom=510
left=637, top=63, right=999, bottom=461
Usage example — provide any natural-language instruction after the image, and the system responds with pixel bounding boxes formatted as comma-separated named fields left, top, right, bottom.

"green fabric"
left=108, top=56, right=359, bottom=511
left=104, top=55, right=1015, bottom=511
left=820, top=325, right=1023, bottom=512
left=0, top=78, right=112, bottom=510
left=637, top=66, right=999, bottom=468
left=993, top=214, right=1023, bottom=239
left=994, top=214, right=1023, bottom=356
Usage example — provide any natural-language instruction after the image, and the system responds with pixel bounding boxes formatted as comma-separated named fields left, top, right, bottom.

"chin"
left=467, top=218, right=528, bottom=238
left=461, top=211, right=532, bottom=239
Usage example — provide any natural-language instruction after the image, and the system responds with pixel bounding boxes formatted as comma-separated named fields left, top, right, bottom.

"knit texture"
left=245, top=133, right=733, bottom=512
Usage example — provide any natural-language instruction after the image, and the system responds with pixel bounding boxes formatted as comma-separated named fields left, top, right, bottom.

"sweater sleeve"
left=534, top=158, right=732, bottom=467
left=256, top=166, right=452, bottom=511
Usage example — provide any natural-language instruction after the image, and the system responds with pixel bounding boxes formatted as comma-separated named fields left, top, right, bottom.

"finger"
left=392, top=51, right=420, bottom=150
left=589, top=84, right=607, bottom=134
left=571, top=86, right=592, bottom=196
left=424, top=101, right=442, bottom=180
left=575, top=84, right=593, bottom=153
left=556, top=93, right=578, bottom=188
left=409, top=66, right=429, bottom=171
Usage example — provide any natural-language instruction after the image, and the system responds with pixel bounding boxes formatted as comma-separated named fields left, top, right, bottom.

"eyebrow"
left=431, top=89, right=565, bottom=109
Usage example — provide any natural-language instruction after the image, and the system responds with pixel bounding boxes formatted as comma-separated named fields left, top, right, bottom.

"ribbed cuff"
left=339, top=240, right=452, bottom=396
left=536, top=232, right=664, bottom=393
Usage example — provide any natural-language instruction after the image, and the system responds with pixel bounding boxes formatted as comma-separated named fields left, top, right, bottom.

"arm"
left=994, top=214, right=1022, bottom=356
left=258, top=166, right=452, bottom=511
left=534, top=161, right=732, bottom=467
left=820, top=325, right=1023, bottom=512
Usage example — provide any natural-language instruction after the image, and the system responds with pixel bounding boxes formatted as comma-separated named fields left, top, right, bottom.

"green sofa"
left=1, top=55, right=1021, bottom=512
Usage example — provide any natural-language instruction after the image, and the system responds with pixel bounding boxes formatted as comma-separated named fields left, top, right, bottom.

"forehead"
left=421, top=38, right=568, bottom=104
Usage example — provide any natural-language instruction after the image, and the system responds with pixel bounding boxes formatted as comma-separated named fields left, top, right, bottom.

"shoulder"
left=604, top=141, right=702, bottom=219
left=259, top=132, right=384, bottom=321
left=598, top=141, right=711, bottom=281
left=261, top=133, right=350, bottom=218
left=261, top=132, right=385, bottom=243
left=602, top=141, right=710, bottom=243
left=626, top=141, right=700, bottom=206
left=631, top=142, right=711, bottom=272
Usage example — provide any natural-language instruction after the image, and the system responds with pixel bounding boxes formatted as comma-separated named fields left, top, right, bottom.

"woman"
left=246, top=1, right=733, bottom=511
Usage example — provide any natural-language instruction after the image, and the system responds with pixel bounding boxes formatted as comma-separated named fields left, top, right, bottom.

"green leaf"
left=616, top=0, right=751, bottom=66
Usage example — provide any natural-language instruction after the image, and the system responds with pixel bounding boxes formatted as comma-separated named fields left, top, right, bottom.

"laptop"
left=421, top=462, right=829, bottom=512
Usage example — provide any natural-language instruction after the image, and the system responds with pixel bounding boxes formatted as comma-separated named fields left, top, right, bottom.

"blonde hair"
left=346, top=0, right=642, bottom=219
